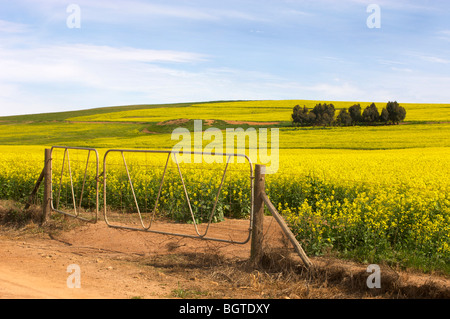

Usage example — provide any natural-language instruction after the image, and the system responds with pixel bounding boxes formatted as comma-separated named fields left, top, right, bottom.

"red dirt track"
left=0, top=213, right=449, bottom=299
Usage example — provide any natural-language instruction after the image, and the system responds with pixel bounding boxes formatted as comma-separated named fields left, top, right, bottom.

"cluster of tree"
left=292, top=101, right=406, bottom=127
left=291, top=103, right=336, bottom=126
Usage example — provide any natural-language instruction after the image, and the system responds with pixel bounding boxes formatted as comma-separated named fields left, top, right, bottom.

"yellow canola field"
left=267, top=148, right=450, bottom=266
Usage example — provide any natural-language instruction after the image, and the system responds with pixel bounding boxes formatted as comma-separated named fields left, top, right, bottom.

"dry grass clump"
left=0, top=201, right=40, bottom=227
left=151, top=244, right=450, bottom=299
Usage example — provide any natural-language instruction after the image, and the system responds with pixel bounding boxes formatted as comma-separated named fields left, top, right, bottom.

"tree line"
left=291, top=101, right=406, bottom=127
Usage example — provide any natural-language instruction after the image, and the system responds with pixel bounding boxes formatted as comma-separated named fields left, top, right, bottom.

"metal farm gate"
left=47, top=146, right=254, bottom=244
left=50, top=146, right=100, bottom=223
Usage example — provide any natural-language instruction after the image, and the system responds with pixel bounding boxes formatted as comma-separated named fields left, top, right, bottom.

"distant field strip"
left=0, top=121, right=449, bottom=150
left=66, top=100, right=450, bottom=123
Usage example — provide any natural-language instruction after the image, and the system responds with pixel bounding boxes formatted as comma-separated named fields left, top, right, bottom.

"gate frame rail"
left=102, top=149, right=254, bottom=244
left=50, top=146, right=100, bottom=223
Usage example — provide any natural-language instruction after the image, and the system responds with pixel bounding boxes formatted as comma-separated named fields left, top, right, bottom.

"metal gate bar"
left=50, top=146, right=99, bottom=223
left=103, top=149, right=254, bottom=244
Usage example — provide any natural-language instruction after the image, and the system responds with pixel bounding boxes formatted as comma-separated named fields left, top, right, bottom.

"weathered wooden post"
left=42, top=148, right=52, bottom=225
left=250, top=164, right=265, bottom=265
left=250, top=163, right=313, bottom=270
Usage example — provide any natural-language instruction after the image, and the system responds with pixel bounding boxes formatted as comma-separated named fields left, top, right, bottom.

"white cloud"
left=50, top=44, right=207, bottom=64
left=390, top=67, right=413, bottom=73
left=419, top=55, right=450, bottom=64
left=15, top=0, right=265, bottom=24
left=87, top=0, right=218, bottom=21
left=300, top=82, right=364, bottom=101
left=0, top=20, right=30, bottom=33
left=0, top=43, right=207, bottom=84
left=436, top=31, right=450, bottom=43
left=377, top=59, right=407, bottom=66
left=0, top=41, right=212, bottom=115
left=403, top=51, right=450, bottom=65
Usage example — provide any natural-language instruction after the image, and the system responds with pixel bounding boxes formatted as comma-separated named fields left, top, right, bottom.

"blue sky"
left=1, top=0, right=450, bottom=116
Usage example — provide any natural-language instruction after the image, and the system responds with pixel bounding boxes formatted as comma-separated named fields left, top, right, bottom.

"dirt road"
left=0, top=226, right=169, bottom=299
left=1, top=216, right=449, bottom=299
left=0, top=217, right=276, bottom=299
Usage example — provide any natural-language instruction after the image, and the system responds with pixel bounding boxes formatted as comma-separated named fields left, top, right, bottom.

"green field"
left=0, top=100, right=449, bottom=274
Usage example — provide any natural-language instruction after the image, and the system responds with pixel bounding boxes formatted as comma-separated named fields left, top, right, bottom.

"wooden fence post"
left=42, top=148, right=52, bottom=225
left=251, top=164, right=265, bottom=265
left=250, top=163, right=313, bottom=270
